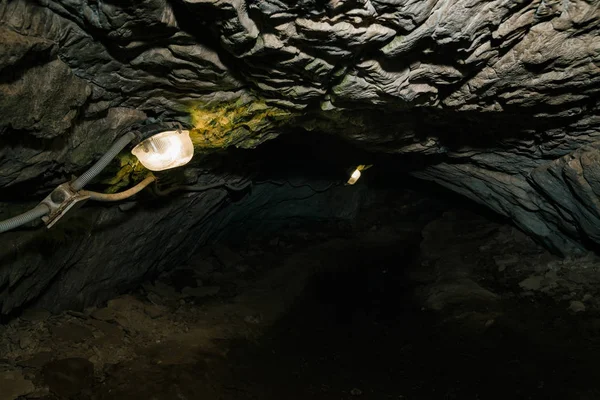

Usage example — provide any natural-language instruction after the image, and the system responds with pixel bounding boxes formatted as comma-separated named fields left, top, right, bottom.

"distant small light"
left=132, top=130, right=194, bottom=171
left=347, top=168, right=361, bottom=185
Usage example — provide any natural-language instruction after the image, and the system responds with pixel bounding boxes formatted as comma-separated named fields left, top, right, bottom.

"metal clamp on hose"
left=39, top=183, right=91, bottom=228
left=0, top=120, right=194, bottom=234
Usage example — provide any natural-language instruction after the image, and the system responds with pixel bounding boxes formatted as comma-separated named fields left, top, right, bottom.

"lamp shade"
left=132, top=130, right=194, bottom=171
left=347, top=168, right=361, bottom=185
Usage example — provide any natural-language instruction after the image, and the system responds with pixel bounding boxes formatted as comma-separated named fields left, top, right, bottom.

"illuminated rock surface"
left=0, top=0, right=599, bottom=315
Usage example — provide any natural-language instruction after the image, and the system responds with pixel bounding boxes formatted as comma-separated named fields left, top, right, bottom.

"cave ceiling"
left=0, top=0, right=599, bottom=255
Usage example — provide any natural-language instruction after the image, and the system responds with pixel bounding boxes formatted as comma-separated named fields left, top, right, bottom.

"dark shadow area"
left=219, top=238, right=600, bottom=400
left=4, top=128, right=600, bottom=400
left=212, top=127, right=513, bottom=224
left=86, top=216, right=600, bottom=400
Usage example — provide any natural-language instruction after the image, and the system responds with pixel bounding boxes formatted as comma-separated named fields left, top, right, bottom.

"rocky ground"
left=2, top=190, right=600, bottom=400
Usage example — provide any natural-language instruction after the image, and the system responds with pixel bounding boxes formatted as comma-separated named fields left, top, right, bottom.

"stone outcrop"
left=0, top=0, right=599, bottom=314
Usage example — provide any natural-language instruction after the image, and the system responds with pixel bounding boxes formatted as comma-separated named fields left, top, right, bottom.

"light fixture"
left=132, top=129, right=194, bottom=171
left=1, top=122, right=197, bottom=234
left=348, top=169, right=361, bottom=185
left=346, top=164, right=373, bottom=185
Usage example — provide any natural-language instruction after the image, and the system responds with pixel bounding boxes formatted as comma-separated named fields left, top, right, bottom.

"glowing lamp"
left=132, top=129, right=194, bottom=171
left=347, top=168, right=361, bottom=185
left=346, top=164, right=372, bottom=185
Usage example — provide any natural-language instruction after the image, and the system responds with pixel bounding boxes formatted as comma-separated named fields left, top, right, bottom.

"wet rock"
left=50, top=323, right=93, bottom=343
left=89, top=320, right=124, bottom=345
left=91, top=307, right=117, bottom=322
left=107, top=296, right=146, bottom=311
left=65, top=310, right=89, bottom=320
left=143, top=304, right=165, bottom=319
left=0, top=370, right=35, bottom=400
left=143, top=282, right=181, bottom=301
left=519, top=276, right=544, bottom=291
left=244, top=315, right=262, bottom=325
left=19, top=333, right=34, bottom=350
left=42, top=358, right=94, bottom=398
left=569, top=301, right=586, bottom=313
left=23, top=386, right=50, bottom=399
left=0, top=40, right=90, bottom=138
left=182, top=286, right=221, bottom=299
left=0, top=27, right=55, bottom=72
left=212, top=244, right=244, bottom=268
left=422, top=279, right=499, bottom=312
left=235, top=264, right=250, bottom=274
left=146, top=292, right=165, bottom=306
left=16, top=352, right=53, bottom=369
left=190, top=258, right=219, bottom=276
left=494, top=255, right=519, bottom=272
left=19, top=309, right=51, bottom=323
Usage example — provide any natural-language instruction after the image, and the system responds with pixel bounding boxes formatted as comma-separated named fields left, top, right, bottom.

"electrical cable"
left=80, top=175, right=156, bottom=202
left=0, top=204, right=50, bottom=234
left=71, top=131, right=137, bottom=191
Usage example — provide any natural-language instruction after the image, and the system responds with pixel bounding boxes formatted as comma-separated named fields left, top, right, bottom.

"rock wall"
left=0, top=175, right=364, bottom=316
left=0, top=0, right=599, bottom=313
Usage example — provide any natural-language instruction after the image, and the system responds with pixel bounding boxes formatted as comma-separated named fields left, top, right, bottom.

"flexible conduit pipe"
left=71, top=131, right=137, bottom=191
left=1, top=132, right=138, bottom=234
left=80, top=175, right=156, bottom=202
left=0, top=204, right=50, bottom=234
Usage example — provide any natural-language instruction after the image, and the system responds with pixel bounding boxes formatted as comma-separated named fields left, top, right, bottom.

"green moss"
left=189, top=98, right=296, bottom=150
left=97, top=97, right=297, bottom=192
left=98, top=153, right=147, bottom=193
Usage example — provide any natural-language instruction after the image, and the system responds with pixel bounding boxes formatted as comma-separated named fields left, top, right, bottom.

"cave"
left=1, top=1, right=600, bottom=399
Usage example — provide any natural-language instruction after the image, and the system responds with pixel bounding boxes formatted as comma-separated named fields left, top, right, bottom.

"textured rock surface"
left=2, top=204, right=600, bottom=399
left=0, top=174, right=364, bottom=315
left=0, top=0, right=599, bottom=314
left=0, top=369, right=35, bottom=400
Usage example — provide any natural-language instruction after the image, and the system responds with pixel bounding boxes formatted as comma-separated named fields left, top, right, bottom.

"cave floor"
left=2, top=198, right=600, bottom=400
